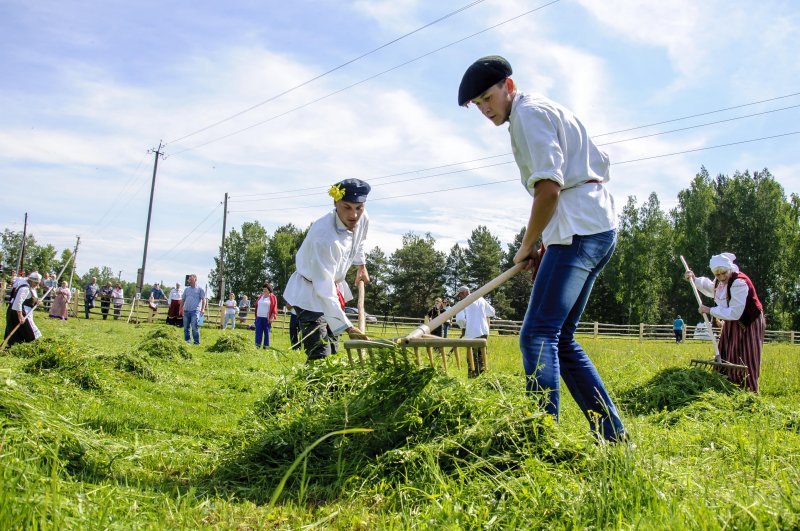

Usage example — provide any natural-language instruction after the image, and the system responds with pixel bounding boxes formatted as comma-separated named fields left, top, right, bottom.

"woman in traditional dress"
left=48, top=280, right=72, bottom=320
left=685, top=252, right=765, bottom=392
left=4, top=272, right=42, bottom=346
left=167, top=282, right=183, bottom=326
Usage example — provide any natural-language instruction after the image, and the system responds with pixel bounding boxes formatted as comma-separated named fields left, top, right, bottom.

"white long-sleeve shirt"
left=455, top=296, right=496, bottom=338
left=283, top=209, right=368, bottom=334
left=694, top=276, right=748, bottom=321
left=509, top=91, right=616, bottom=246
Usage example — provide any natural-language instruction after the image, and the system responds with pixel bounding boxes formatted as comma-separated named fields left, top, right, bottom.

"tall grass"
left=0, top=317, right=798, bottom=529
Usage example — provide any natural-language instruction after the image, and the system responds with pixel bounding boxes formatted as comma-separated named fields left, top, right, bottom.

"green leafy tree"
left=443, top=244, right=468, bottom=302
left=265, top=223, right=307, bottom=304
left=387, top=233, right=446, bottom=317
left=209, top=221, right=269, bottom=303
left=498, top=228, right=533, bottom=320
left=346, top=246, right=391, bottom=317
left=589, top=194, right=673, bottom=324
left=463, top=226, right=502, bottom=292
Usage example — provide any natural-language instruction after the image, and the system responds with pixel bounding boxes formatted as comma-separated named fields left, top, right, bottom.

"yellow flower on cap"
left=328, top=184, right=345, bottom=201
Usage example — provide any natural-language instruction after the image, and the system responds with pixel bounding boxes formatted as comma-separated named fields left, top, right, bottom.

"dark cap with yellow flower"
left=329, top=178, right=371, bottom=203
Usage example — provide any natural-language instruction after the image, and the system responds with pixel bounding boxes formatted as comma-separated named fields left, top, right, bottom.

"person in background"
left=685, top=252, right=765, bottom=393
left=455, top=285, right=496, bottom=378
left=238, top=294, right=250, bottom=326
left=673, top=315, right=684, bottom=344
left=99, top=281, right=113, bottom=320
left=4, top=272, right=42, bottom=346
left=426, top=297, right=446, bottom=337
left=150, top=283, right=165, bottom=304
left=442, top=299, right=452, bottom=338
left=223, top=292, right=237, bottom=330
left=287, top=305, right=301, bottom=350
left=167, top=282, right=183, bottom=326
left=84, top=277, right=99, bottom=319
left=42, top=272, right=55, bottom=311
left=282, top=179, right=371, bottom=361
left=49, top=280, right=71, bottom=320
left=179, top=274, right=206, bottom=345
left=112, top=283, right=124, bottom=320
left=254, top=283, right=278, bottom=348
left=458, top=55, right=626, bottom=441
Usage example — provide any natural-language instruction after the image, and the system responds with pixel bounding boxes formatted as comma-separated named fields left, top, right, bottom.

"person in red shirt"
left=253, top=282, right=278, bottom=348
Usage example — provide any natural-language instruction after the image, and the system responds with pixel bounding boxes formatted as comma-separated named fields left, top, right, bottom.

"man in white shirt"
left=459, top=55, right=626, bottom=442
left=454, top=285, right=495, bottom=378
left=283, top=179, right=371, bottom=361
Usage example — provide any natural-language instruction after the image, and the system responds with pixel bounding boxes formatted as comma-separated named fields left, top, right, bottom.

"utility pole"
left=219, top=192, right=228, bottom=302
left=17, top=212, right=28, bottom=273
left=118, top=270, right=122, bottom=282
left=137, top=141, right=164, bottom=295
left=68, top=236, right=81, bottom=290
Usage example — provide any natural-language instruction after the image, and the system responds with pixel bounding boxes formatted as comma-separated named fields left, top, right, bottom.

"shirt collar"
left=507, top=91, right=523, bottom=130
left=334, top=210, right=352, bottom=234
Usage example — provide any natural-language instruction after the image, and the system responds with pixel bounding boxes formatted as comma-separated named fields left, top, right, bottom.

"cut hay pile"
left=212, top=355, right=585, bottom=504
left=138, top=327, right=191, bottom=360
left=207, top=333, right=252, bottom=353
left=8, top=337, right=110, bottom=391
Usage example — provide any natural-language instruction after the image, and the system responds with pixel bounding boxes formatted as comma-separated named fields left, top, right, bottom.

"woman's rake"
left=680, top=255, right=747, bottom=375
left=344, top=263, right=526, bottom=371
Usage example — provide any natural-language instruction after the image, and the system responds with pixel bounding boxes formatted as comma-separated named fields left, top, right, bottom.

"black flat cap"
left=334, top=178, right=371, bottom=203
left=458, top=55, right=512, bottom=106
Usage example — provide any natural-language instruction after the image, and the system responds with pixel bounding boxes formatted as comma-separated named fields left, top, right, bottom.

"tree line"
left=206, top=167, right=799, bottom=330
left=4, top=167, right=798, bottom=329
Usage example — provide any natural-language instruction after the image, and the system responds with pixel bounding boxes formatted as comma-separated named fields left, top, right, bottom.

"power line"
left=166, top=0, right=489, bottom=145
left=227, top=130, right=800, bottom=213
left=165, top=0, right=561, bottom=157
left=594, top=91, right=800, bottom=137
left=596, top=103, right=800, bottom=147
left=227, top=91, right=800, bottom=201
left=155, top=202, right=223, bottom=260
left=93, top=150, right=151, bottom=228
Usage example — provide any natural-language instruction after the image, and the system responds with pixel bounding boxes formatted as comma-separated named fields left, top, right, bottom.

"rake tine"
left=426, top=347, right=435, bottom=368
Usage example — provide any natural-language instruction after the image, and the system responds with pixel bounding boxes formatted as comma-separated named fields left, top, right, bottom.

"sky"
left=1, top=0, right=798, bottom=296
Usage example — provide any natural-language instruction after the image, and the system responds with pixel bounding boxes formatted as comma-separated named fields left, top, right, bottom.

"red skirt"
left=718, top=314, right=765, bottom=393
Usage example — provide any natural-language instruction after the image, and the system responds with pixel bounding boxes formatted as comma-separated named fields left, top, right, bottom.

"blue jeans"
left=520, top=230, right=625, bottom=441
left=255, top=316, right=271, bottom=348
left=223, top=313, right=236, bottom=329
left=183, top=310, right=200, bottom=344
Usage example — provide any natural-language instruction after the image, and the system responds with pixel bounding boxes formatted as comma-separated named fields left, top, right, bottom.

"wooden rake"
left=344, top=263, right=526, bottom=371
left=680, top=255, right=747, bottom=376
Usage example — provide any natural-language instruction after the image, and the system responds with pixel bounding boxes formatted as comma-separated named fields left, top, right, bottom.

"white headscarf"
left=709, top=252, right=739, bottom=273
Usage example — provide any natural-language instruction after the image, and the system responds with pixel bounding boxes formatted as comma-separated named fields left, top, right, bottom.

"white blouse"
left=694, top=276, right=748, bottom=321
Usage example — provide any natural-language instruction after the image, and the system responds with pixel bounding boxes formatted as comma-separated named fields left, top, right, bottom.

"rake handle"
left=356, top=280, right=366, bottom=332
left=680, top=255, right=720, bottom=361
left=402, top=262, right=526, bottom=342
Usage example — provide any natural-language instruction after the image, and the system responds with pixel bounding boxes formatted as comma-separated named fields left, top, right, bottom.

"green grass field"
left=1, top=316, right=799, bottom=529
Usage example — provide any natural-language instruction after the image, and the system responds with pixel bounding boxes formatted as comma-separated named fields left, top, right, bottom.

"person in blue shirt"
left=149, top=283, right=166, bottom=303
left=84, top=277, right=99, bottom=319
left=673, top=315, right=685, bottom=343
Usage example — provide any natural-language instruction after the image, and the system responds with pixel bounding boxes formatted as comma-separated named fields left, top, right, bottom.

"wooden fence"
left=2, top=283, right=798, bottom=345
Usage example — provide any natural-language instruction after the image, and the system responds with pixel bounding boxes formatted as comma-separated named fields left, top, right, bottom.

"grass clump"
left=18, top=338, right=109, bottom=392
left=0, top=380, right=111, bottom=480
left=114, top=351, right=158, bottom=381
left=207, top=333, right=252, bottom=353
left=138, top=336, right=191, bottom=360
left=212, top=356, right=582, bottom=505
left=618, top=366, right=735, bottom=415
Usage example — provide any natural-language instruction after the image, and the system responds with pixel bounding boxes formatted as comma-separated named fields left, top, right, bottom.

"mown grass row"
left=1, top=317, right=799, bottom=529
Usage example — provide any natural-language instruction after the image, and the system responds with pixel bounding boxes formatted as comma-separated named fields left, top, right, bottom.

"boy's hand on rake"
left=347, top=326, right=369, bottom=340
